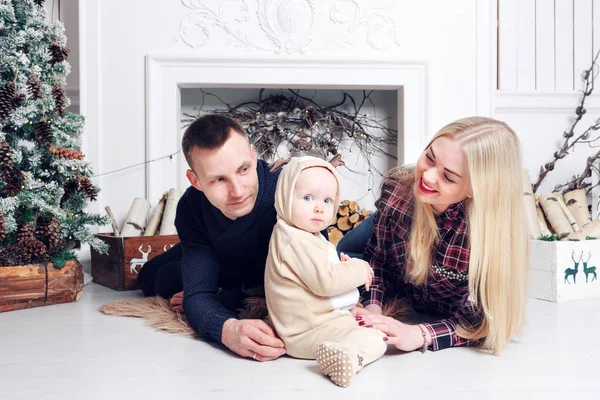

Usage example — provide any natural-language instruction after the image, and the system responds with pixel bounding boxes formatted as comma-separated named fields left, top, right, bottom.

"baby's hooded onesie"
left=264, top=156, right=386, bottom=362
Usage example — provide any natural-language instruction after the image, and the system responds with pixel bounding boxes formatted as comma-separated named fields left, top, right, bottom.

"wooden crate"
left=0, top=259, right=84, bottom=313
left=530, top=239, right=600, bottom=302
left=90, top=234, right=180, bottom=290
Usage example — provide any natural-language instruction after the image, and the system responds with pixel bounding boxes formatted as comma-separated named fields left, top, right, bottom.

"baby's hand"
left=340, top=252, right=351, bottom=262
left=363, top=261, right=374, bottom=291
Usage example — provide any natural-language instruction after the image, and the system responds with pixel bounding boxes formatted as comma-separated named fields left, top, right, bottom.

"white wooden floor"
left=1, top=282, right=598, bottom=400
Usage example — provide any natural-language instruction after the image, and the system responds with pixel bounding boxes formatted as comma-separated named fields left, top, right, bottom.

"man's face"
left=291, top=167, right=337, bottom=233
left=186, top=132, right=259, bottom=220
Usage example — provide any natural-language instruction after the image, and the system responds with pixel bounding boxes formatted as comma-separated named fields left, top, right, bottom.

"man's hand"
left=222, top=318, right=286, bottom=362
left=170, top=291, right=184, bottom=313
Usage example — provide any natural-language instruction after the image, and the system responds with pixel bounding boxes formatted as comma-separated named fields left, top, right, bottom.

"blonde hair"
left=401, top=117, right=529, bottom=354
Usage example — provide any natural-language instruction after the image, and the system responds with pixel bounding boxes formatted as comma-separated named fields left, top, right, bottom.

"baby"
left=264, top=156, right=387, bottom=388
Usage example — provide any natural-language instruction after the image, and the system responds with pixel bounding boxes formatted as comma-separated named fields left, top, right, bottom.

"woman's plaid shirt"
left=363, top=171, right=482, bottom=350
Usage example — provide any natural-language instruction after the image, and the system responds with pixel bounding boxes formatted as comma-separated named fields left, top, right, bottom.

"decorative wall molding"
left=145, top=55, right=427, bottom=204
left=494, top=91, right=600, bottom=113
left=179, top=0, right=401, bottom=54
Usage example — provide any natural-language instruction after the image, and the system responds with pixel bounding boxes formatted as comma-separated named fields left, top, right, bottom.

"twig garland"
left=182, top=89, right=398, bottom=184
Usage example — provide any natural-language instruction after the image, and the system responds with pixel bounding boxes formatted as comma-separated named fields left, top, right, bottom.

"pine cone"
left=0, top=140, right=14, bottom=170
left=53, top=84, right=65, bottom=117
left=48, top=238, right=66, bottom=256
left=62, top=178, right=78, bottom=200
left=0, top=81, right=17, bottom=119
left=19, top=238, right=49, bottom=263
left=27, top=75, right=42, bottom=100
left=1, top=168, right=24, bottom=197
left=36, top=216, right=64, bottom=256
left=0, top=250, right=8, bottom=266
left=35, top=119, right=53, bottom=148
left=49, top=42, right=70, bottom=65
left=13, top=92, right=25, bottom=109
left=49, top=146, right=84, bottom=160
left=0, top=245, right=21, bottom=265
left=34, top=0, right=45, bottom=6
left=17, top=222, right=36, bottom=242
left=78, top=175, right=98, bottom=201
left=0, top=212, right=6, bottom=242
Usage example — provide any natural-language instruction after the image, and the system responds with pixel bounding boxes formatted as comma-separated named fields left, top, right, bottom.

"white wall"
left=78, top=0, right=493, bottom=226
left=496, top=0, right=600, bottom=203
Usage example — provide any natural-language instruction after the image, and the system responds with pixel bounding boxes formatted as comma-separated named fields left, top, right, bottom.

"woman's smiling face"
left=414, top=135, right=472, bottom=214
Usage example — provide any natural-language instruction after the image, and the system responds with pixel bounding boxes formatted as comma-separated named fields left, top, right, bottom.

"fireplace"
left=145, top=56, right=428, bottom=208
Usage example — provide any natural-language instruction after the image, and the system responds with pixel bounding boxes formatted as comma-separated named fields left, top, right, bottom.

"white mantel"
left=80, top=0, right=495, bottom=224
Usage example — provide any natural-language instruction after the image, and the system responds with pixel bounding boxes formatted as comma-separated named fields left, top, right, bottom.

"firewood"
left=104, top=206, right=120, bottom=236
left=144, top=192, right=167, bottom=236
left=361, top=210, right=372, bottom=218
left=337, top=216, right=352, bottom=231
left=556, top=194, right=580, bottom=232
left=328, top=227, right=344, bottom=246
left=563, top=189, right=592, bottom=230
left=353, top=219, right=363, bottom=228
left=121, top=198, right=151, bottom=237
left=338, top=205, right=350, bottom=216
left=535, top=198, right=552, bottom=236
left=522, top=170, right=542, bottom=239
left=349, top=201, right=359, bottom=213
left=341, top=200, right=350, bottom=206
left=349, top=213, right=360, bottom=224
left=539, top=194, right=573, bottom=239
left=564, top=219, right=600, bottom=241
left=159, top=188, right=183, bottom=235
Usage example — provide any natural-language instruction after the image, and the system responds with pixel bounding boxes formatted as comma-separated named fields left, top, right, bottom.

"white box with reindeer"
left=530, top=239, right=600, bottom=302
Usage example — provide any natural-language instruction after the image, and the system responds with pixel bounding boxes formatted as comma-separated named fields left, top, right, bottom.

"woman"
left=348, top=117, right=528, bottom=355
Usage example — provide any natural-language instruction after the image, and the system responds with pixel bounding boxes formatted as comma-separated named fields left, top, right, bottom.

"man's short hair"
left=182, top=114, right=248, bottom=168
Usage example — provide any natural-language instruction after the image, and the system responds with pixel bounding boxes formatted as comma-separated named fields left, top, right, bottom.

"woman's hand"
left=354, top=312, right=431, bottom=352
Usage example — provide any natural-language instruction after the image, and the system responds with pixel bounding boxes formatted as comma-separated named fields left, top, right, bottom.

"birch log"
left=556, top=194, right=580, bottom=232
left=120, top=198, right=151, bottom=237
left=563, top=189, right=592, bottom=230
left=539, top=194, right=573, bottom=239
left=522, top=170, right=541, bottom=239
left=159, top=188, right=182, bottom=235
left=144, top=192, right=167, bottom=236
left=564, top=219, right=600, bottom=241
left=535, top=199, right=552, bottom=236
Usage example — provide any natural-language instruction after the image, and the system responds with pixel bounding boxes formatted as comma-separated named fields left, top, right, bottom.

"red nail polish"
left=359, top=321, right=365, bottom=326
left=366, top=325, right=373, bottom=328
left=383, top=337, right=388, bottom=342
left=356, top=316, right=362, bottom=321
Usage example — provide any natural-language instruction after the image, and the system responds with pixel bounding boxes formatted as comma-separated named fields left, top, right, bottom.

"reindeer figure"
left=129, top=245, right=152, bottom=274
left=564, top=250, right=582, bottom=284
left=163, top=244, right=175, bottom=252
left=582, top=251, right=597, bottom=283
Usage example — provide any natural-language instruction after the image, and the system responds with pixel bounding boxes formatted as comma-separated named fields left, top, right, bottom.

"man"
left=146, top=114, right=341, bottom=362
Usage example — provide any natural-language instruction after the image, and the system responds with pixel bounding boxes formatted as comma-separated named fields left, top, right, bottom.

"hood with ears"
left=274, top=156, right=341, bottom=227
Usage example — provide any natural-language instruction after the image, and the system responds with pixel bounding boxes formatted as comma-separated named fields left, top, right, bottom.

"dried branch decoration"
left=182, top=89, right=398, bottom=179
left=534, top=49, right=600, bottom=194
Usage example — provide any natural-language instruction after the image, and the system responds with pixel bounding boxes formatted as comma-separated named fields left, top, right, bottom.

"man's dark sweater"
left=174, top=160, right=280, bottom=344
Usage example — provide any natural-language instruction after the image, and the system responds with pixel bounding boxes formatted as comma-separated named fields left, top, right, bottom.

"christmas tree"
left=0, top=0, right=107, bottom=267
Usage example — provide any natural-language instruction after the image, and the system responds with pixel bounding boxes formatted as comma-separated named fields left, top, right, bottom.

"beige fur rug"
left=99, top=296, right=412, bottom=338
